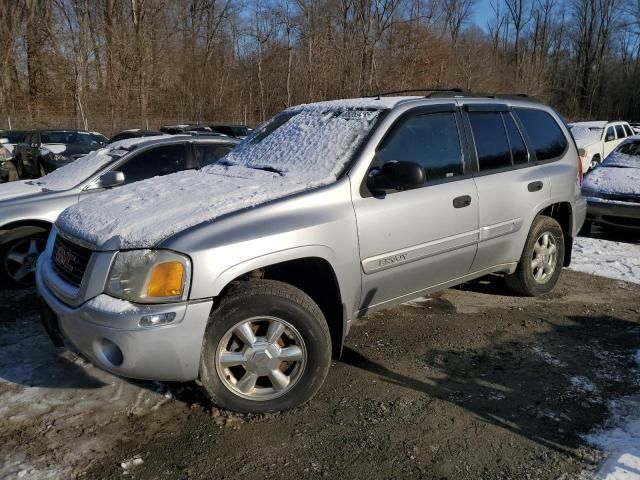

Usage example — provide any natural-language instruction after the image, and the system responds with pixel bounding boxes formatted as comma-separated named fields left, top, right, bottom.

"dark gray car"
left=0, top=135, right=238, bottom=286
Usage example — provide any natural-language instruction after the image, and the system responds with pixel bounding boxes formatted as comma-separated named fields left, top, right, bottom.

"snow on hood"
left=571, top=126, right=601, bottom=149
left=57, top=103, right=386, bottom=249
left=35, top=135, right=169, bottom=192
left=0, top=180, right=43, bottom=201
left=583, top=152, right=640, bottom=196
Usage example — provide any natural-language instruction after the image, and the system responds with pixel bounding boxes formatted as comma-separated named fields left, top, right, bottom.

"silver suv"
left=37, top=94, right=586, bottom=413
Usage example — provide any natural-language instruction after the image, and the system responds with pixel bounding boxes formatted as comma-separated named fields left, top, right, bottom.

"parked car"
left=160, top=124, right=212, bottom=134
left=109, top=129, right=163, bottom=144
left=581, top=136, right=640, bottom=232
left=569, top=121, right=635, bottom=172
left=0, top=130, right=29, bottom=159
left=630, top=123, right=640, bottom=134
left=210, top=125, right=253, bottom=139
left=0, top=135, right=238, bottom=286
left=37, top=94, right=585, bottom=413
left=13, top=130, right=109, bottom=179
left=0, top=139, right=18, bottom=183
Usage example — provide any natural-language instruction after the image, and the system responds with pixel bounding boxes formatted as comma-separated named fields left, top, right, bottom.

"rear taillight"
left=577, top=148, right=585, bottom=188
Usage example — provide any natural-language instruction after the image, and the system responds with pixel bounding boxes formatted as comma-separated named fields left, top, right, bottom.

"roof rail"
left=368, top=87, right=466, bottom=99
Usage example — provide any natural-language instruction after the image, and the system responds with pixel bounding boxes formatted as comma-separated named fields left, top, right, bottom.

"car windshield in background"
left=41, top=131, right=104, bottom=145
left=616, top=140, right=640, bottom=157
left=0, top=131, right=28, bottom=143
left=218, top=107, right=382, bottom=180
left=570, top=126, right=602, bottom=143
left=35, top=147, right=128, bottom=191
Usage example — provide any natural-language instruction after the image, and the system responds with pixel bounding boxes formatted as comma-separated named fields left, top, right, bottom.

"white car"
left=569, top=121, right=635, bottom=172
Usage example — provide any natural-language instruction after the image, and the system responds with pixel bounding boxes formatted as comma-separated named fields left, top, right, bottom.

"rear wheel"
left=0, top=234, right=48, bottom=287
left=200, top=280, right=331, bottom=413
left=505, top=215, right=565, bottom=296
left=589, top=155, right=601, bottom=171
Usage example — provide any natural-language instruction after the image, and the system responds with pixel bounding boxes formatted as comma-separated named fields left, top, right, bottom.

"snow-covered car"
left=37, top=94, right=585, bottom=413
left=570, top=121, right=635, bottom=172
left=0, top=135, right=239, bottom=286
left=582, top=136, right=640, bottom=232
left=13, top=130, right=109, bottom=179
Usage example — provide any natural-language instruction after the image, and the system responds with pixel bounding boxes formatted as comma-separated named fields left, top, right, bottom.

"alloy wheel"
left=4, top=237, right=46, bottom=285
left=531, top=231, right=557, bottom=284
left=215, top=316, right=307, bottom=401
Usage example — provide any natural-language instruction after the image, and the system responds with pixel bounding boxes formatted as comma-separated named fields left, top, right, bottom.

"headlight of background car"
left=105, top=250, right=191, bottom=303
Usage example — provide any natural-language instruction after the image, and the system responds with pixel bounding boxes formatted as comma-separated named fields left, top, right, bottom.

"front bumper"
left=36, top=256, right=213, bottom=382
left=586, top=197, right=640, bottom=230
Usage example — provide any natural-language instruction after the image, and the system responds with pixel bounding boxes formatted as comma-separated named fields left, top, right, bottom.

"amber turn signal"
left=147, top=261, right=185, bottom=297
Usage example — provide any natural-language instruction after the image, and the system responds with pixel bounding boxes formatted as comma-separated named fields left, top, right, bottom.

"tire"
left=200, top=279, right=332, bottom=413
left=579, top=219, right=592, bottom=236
left=7, top=161, right=18, bottom=181
left=15, top=157, right=25, bottom=179
left=505, top=215, right=565, bottom=297
left=0, top=233, right=48, bottom=287
left=38, top=162, right=47, bottom=178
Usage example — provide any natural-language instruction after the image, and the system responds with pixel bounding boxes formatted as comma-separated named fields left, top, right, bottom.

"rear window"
left=615, top=124, right=625, bottom=139
left=514, top=108, right=568, bottom=161
left=623, top=124, right=633, bottom=137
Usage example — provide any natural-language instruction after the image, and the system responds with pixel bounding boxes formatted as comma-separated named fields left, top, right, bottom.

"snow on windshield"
left=583, top=149, right=640, bottom=196
left=218, top=103, right=383, bottom=185
left=570, top=126, right=602, bottom=144
left=37, top=135, right=168, bottom=191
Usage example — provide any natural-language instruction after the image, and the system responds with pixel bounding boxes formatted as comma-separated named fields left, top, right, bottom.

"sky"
left=470, top=0, right=495, bottom=30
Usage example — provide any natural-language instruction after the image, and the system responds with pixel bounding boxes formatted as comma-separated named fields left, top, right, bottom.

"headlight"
left=52, top=153, right=71, bottom=163
left=105, top=250, right=191, bottom=303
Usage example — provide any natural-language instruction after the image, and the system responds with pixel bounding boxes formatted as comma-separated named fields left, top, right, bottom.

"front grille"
left=51, top=234, right=93, bottom=287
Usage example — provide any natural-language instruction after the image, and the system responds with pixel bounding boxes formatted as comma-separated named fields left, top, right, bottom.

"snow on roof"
left=57, top=104, right=387, bottom=248
left=570, top=121, right=608, bottom=128
left=36, top=135, right=170, bottom=192
left=571, top=126, right=602, bottom=147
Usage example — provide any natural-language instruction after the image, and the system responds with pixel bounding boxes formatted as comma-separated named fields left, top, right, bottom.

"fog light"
left=139, top=312, right=176, bottom=327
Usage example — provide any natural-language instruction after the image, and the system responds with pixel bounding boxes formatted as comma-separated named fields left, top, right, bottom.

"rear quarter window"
left=514, top=108, right=568, bottom=161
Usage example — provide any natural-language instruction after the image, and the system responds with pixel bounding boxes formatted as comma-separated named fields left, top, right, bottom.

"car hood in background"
left=0, top=180, right=43, bottom=202
left=583, top=154, right=640, bottom=199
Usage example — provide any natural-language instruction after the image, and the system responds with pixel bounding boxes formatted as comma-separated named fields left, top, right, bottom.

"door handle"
left=453, top=195, right=472, bottom=208
left=528, top=181, right=543, bottom=192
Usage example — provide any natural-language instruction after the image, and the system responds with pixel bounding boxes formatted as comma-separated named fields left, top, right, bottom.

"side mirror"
left=96, top=170, right=125, bottom=188
left=368, top=161, right=425, bottom=193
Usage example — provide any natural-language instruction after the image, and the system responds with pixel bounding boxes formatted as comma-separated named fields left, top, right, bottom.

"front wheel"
left=200, top=280, right=331, bottom=413
left=505, top=215, right=565, bottom=296
left=1, top=234, right=48, bottom=287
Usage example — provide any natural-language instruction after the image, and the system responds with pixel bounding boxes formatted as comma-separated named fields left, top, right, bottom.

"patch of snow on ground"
left=585, top=352, right=640, bottom=480
left=570, top=237, right=640, bottom=285
left=530, top=346, right=568, bottom=368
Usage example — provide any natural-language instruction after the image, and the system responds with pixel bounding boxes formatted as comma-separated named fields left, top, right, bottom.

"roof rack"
left=368, top=88, right=466, bottom=99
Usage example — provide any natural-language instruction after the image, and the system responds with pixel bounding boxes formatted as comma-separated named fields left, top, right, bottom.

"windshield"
left=0, top=131, right=27, bottom=143
left=570, top=126, right=603, bottom=143
left=616, top=140, right=640, bottom=157
left=41, top=131, right=105, bottom=145
left=217, top=105, right=383, bottom=182
left=35, top=147, right=127, bottom=191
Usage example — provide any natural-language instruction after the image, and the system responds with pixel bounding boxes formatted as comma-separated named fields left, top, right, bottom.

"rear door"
left=351, top=105, right=479, bottom=311
left=465, top=104, right=553, bottom=272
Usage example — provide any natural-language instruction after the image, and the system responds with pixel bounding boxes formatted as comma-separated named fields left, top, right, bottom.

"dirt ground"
left=1, top=269, right=639, bottom=480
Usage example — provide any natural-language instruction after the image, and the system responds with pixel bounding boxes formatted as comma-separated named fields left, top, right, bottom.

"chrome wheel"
left=531, top=232, right=557, bottom=284
left=590, top=158, right=598, bottom=170
left=4, top=237, right=46, bottom=285
left=215, top=316, right=307, bottom=401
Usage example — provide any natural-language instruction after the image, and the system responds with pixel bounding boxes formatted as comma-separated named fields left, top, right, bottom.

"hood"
left=570, top=126, right=601, bottom=149
left=575, top=137, right=600, bottom=149
left=57, top=102, right=385, bottom=249
left=0, top=180, right=43, bottom=202
left=583, top=161, right=640, bottom=199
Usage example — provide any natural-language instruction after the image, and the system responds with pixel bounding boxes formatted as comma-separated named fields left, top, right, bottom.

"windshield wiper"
left=248, top=165, right=285, bottom=176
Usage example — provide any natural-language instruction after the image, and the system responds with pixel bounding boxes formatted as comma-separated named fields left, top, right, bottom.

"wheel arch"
left=212, top=251, right=347, bottom=359
left=0, top=219, right=53, bottom=246
left=536, top=202, right=573, bottom=267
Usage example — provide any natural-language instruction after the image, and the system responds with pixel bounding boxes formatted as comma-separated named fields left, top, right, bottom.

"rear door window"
left=514, top=108, right=568, bottom=161
left=503, top=113, right=529, bottom=165
left=615, top=124, right=626, bottom=139
left=468, top=112, right=512, bottom=171
left=623, top=124, right=633, bottom=137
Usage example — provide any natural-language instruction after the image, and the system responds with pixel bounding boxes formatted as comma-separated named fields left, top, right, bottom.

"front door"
left=351, top=106, right=479, bottom=312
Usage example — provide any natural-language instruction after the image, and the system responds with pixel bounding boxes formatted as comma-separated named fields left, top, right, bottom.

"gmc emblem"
left=55, top=245, right=76, bottom=272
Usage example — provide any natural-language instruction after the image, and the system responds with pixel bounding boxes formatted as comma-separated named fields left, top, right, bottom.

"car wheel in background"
left=0, top=233, right=48, bottom=287
left=38, top=162, right=47, bottom=178
left=7, top=161, right=18, bottom=181
left=15, top=157, right=25, bottom=179
left=505, top=215, right=565, bottom=296
left=200, top=280, right=331, bottom=413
